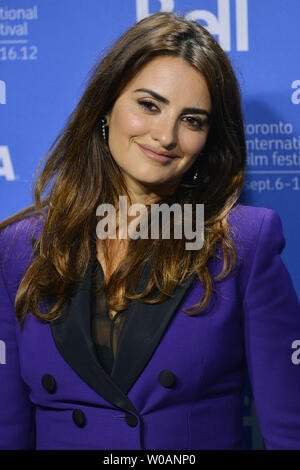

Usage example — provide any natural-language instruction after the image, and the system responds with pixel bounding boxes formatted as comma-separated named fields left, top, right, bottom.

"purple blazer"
left=0, top=203, right=300, bottom=450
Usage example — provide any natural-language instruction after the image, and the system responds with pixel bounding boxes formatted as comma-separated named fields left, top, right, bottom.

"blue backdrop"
left=0, top=0, right=299, bottom=450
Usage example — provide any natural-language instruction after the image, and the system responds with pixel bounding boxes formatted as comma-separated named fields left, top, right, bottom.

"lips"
left=137, top=143, right=178, bottom=163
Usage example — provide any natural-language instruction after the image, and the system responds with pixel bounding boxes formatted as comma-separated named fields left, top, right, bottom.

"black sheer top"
left=90, top=254, right=128, bottom=376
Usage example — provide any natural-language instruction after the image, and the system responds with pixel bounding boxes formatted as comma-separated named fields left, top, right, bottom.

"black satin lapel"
left=32, top=237, right=197, bottom=407
left=32, top=238, right=139, bottom=414
left=111, top=259, right=198, bottom=395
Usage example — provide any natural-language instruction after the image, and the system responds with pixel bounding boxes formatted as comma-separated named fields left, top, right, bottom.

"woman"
left=0, top=11, right=300, bottom=450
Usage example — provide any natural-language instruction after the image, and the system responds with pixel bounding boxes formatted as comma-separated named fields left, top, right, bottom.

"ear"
left=105, top=111, right=111, bottom=126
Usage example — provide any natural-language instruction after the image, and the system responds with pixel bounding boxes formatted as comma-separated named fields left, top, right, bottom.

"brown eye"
left=183, top=116, right=205, bottom=129
left=138, top=100, right=158, bottom=112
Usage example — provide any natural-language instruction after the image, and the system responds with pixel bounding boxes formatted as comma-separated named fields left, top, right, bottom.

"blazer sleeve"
left=243, top=209, right=300, bottom=450
left=0, top=228, right=35, bottom=450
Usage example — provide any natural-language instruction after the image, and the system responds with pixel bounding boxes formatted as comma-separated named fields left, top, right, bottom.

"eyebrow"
left=134, top=88, right=210, bottom=118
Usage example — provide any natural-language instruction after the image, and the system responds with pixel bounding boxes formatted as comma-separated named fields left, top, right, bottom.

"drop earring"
left=100, top=116, right=108, bottom=142
left=193, top=157, right=201, bottom=181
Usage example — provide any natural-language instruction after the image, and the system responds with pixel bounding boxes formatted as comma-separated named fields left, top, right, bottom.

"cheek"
left=113, top=105, right=147, bottom=137
left=181, top=131, right=208, bottom=157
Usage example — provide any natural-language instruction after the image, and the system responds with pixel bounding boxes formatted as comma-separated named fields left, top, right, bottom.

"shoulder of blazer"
left=227, top=203, right=284, bottom=294
left=227, top=203, right=275, bottom=254
left=0, top=212, right=45, bottom=298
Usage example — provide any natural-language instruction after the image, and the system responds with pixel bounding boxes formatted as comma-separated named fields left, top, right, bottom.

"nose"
left=150, top=114, right=178, bottom=150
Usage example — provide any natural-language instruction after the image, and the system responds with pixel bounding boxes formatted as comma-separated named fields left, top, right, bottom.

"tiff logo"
left=291, top=80, right=300, bottom=105
left=0, top=80, right=6, bottom=104
left=136, top=0, right=249, bottom=51
left=0, top=340, right=6, bottom=365
left=0, top=146, right=15, bottom=180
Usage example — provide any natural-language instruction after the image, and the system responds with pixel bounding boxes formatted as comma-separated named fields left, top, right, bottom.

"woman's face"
left=105, top=55, right=211, bottom=202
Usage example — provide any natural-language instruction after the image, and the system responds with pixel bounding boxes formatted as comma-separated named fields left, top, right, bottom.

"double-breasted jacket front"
left=0, top=203, right=300, bottom=450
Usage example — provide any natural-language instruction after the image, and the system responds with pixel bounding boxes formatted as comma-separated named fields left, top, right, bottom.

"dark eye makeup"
left=137, top=99, right=206, bottom=130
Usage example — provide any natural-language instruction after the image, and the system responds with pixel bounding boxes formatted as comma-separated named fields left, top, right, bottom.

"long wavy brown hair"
left=0, top=11, right=246, bottom=327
